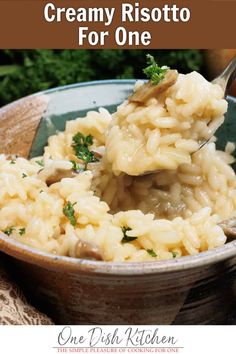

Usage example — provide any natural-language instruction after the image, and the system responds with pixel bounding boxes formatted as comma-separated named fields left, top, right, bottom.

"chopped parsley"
left=39, top=190, right=44, bottom=194
left=147, top=249, right=157, bottom=258
left=171, top=251, right=178, bottom=258
left=22, top=173, right=27, bottom=178
left=35, top=160, right=44, bottom=167
left=121, top=226, right=137, bottom=243
left=70, top=160, right=82, bottom=172
left=4, top=227, right=15, bottom=236
left=3, top=227, right=26, bottom=236
left=10, top=160, right=15, bottom=164
left=72, top=132, right=99, bottom=170
left=19, top=228, right=26, bottom=236
left=63, top=201, right=77, bottom=226
left=143, top=54, right=169, bottom=85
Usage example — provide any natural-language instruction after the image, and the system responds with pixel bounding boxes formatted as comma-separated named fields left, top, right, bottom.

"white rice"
left=106, top=72, right=227, bottom=176
left=0, top=72, right=233, bottom=262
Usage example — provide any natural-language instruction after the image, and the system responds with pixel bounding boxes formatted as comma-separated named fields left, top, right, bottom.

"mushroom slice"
left=45, top=168, right=77, bottom=186
left=6, top=154, right=18, bottom=161
left=92, top=150, right=103, bottom=160
left=37, top=160, right=81, bottom=186
left=219, top=217, right=236, bottom=239
left=129, top=69, right=178, bottom=104
left=75, top=239, right=104, bottom=261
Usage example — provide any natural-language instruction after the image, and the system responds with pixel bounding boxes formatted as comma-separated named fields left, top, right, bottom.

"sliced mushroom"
left=37, top=160, right=83, bottom=186
left=75, top=239, right=104, bottom=261
left=92, top=150, right=103, bottom=160
left=45, top=168, right=78, bottom=186
left=6, top=154, right=18, bottom=161
left=219, top=217, right=236, bottom=239
left=129, top=69, right=178, bottom=104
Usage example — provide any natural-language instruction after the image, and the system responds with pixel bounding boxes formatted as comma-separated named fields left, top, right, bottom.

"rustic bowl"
left=0, top=80, right=236, bottom=325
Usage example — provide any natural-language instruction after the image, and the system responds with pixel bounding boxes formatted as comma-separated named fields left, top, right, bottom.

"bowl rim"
left=1, top=233, right=236, bottom=275
left=43, top=78, right=138, bottom=94
left=0, top=79, right=236, bottom=276
left=1, top=78, right=236, bottom=109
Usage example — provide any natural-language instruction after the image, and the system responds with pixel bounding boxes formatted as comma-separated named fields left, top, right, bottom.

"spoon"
left=193, top=57, right=236, bottom=241
left=212, top=55, right=236, bottom=97
left=195, top=55, right=236, bottom=152
left=140, top=56, right=236, bottom=176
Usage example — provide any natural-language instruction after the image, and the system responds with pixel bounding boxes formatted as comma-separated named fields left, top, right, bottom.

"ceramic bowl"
left=0, top=80, right=236, bottom=325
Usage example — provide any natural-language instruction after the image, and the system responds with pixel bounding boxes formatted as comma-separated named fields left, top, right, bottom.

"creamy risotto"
left=0, top=63, right=234, bottom=262
left=106, top=71, right=227, bottom=176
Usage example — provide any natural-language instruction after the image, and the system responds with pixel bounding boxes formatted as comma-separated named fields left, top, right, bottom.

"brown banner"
left=0, top=0, right=235, bottom=49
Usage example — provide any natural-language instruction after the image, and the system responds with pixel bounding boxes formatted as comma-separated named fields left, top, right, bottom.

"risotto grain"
left=0, top=72, right=233, bottom=262
left=106, top=72, right=227, bottom=176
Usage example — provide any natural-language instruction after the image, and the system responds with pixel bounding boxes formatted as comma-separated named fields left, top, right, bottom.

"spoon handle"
left=212, top=55, right=236, bottom=94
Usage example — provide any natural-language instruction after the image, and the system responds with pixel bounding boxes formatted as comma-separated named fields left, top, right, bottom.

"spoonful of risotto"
left=105, top=55, right=236, bottom=176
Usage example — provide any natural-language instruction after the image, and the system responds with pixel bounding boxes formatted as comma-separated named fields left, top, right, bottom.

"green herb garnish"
left=19, top=228, right=26, bottom=236
left=72, top=132, right=99, bottom=170
left=22, top=173, right=27, bottom=178
left=171, top=251, right=178, bottom=258
left=63, top=201, right=77, bottom=226
left=147, top=249, right=157, bottom=257
left=70, top=160, right=82, bottom=172
left=143, top=54, right=169, bottom=85
left=35, top=160, right=44, bottom=167
left=10, top=160, right=15, bottom=164
left=4, top=227, right=15, bottom=236
left=121, top=226, right=137, bottom=243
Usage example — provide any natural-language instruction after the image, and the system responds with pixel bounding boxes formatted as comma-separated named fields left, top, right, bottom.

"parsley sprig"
left=147, top=249, right=157, bottom=258
left=72, top=132, right=99, bottom=170
left=171, top=251, right=178, bottom=258
left=70, top=160, right=82, bottom=172
left=35, top=160, right=44, bottom=167
left=63, top=202, right=77, bottom=226
left=4, top=227, right=15, bottom=236
left=121, top=226, right=137, bottom=243
left=19, top=228, right=26, bottom=236
left=3, top=227, right=25, bottom=236
left=143, top=54, right=169, bottom=85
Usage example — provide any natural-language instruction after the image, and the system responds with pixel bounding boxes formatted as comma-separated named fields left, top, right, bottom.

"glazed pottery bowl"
left=0, top=80, right=236, bottom=325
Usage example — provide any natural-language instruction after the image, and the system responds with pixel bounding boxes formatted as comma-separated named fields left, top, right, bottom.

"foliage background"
left=0, top=50, right=203, bottom=106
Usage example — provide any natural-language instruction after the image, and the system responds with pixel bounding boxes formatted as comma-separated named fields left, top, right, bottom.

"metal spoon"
left=195, top=55, right=236, bottom=152
left=140, top=56, right=236, bottom=176
left=212, top=55, right=236, bottom=97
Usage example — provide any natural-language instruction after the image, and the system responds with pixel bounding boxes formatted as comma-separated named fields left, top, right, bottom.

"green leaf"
left=19, top=228, right=26, bottom=236
left=0, top=65, right=20, bottom=77
left=70, top=160, right=82, bottom=172
left=72, top=132, right=99, bottom=170
left=147, top=249, right=157, bottom=257
left=63, top=202, right=77, bottom=226
left=35, top=160, right=44, bottom=167
left=4, top=227, right=15, bottom=236
left=143, top=54, right=169, bottom=85
left=121, top=226, right=137, bottom=243
left=171, top=251, right=178, bottom=258
left=85, top=135, right=93, bottom=146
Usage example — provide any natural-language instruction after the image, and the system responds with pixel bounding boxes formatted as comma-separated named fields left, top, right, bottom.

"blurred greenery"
left=0, top=50, right=203, bottom=106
